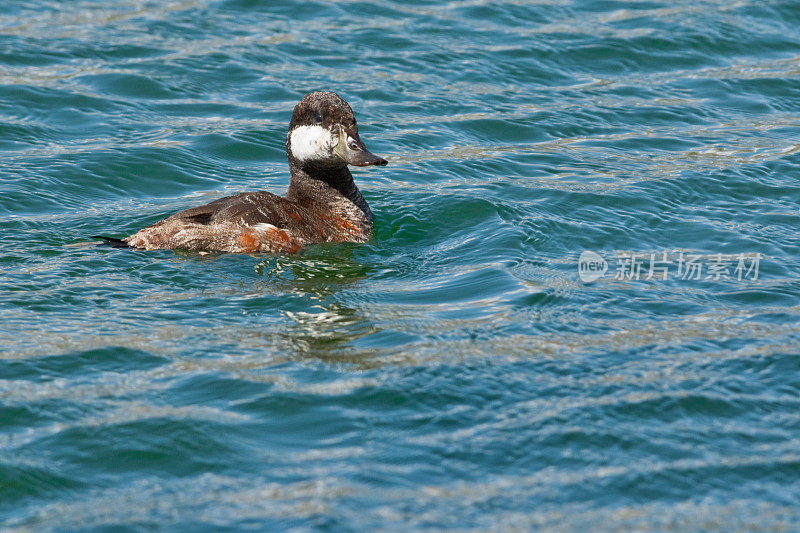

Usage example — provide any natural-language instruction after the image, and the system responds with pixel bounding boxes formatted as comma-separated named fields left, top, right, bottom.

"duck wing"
left=166, top=191, right=291, bottom=227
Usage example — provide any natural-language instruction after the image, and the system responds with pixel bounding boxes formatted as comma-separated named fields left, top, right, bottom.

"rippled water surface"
left=2, top=0, right=800, bottom=530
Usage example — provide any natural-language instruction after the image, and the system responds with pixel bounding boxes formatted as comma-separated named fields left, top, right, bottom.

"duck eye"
left=315, top=112, right=323, bottom=124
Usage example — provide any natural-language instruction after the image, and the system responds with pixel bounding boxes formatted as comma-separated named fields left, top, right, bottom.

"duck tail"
left=92, top=236, right=131, bottom=248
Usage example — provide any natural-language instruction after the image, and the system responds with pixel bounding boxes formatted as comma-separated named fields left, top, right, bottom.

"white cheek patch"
left=289, top=125, right=337, bottom=162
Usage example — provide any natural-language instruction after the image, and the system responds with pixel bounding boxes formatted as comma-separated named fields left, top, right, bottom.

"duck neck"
left=286, top=160, right=373, bottom=223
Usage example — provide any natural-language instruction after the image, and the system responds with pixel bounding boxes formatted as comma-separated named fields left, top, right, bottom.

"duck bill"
left=334, top=126, right=388, bottom=167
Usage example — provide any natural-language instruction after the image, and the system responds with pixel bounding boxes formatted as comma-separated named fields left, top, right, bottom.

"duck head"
left=287, top=91, right=388, bottom=169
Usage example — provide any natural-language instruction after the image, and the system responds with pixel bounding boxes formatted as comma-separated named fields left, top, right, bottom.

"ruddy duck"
left=96, top=91, right=387, bottom=253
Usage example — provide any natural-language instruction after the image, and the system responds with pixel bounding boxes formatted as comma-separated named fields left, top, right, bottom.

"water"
left=1, top=0, right=800, bottom=530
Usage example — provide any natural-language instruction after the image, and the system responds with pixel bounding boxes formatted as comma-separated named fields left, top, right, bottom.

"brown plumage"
left=102, top=91, right=387, bottom=253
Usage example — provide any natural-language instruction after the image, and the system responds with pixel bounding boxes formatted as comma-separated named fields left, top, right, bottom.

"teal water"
left=2, top=0, right=800, bottom=530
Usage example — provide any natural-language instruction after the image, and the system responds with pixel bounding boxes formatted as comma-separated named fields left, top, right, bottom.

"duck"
left=95, top=91, right=387, bottom=253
